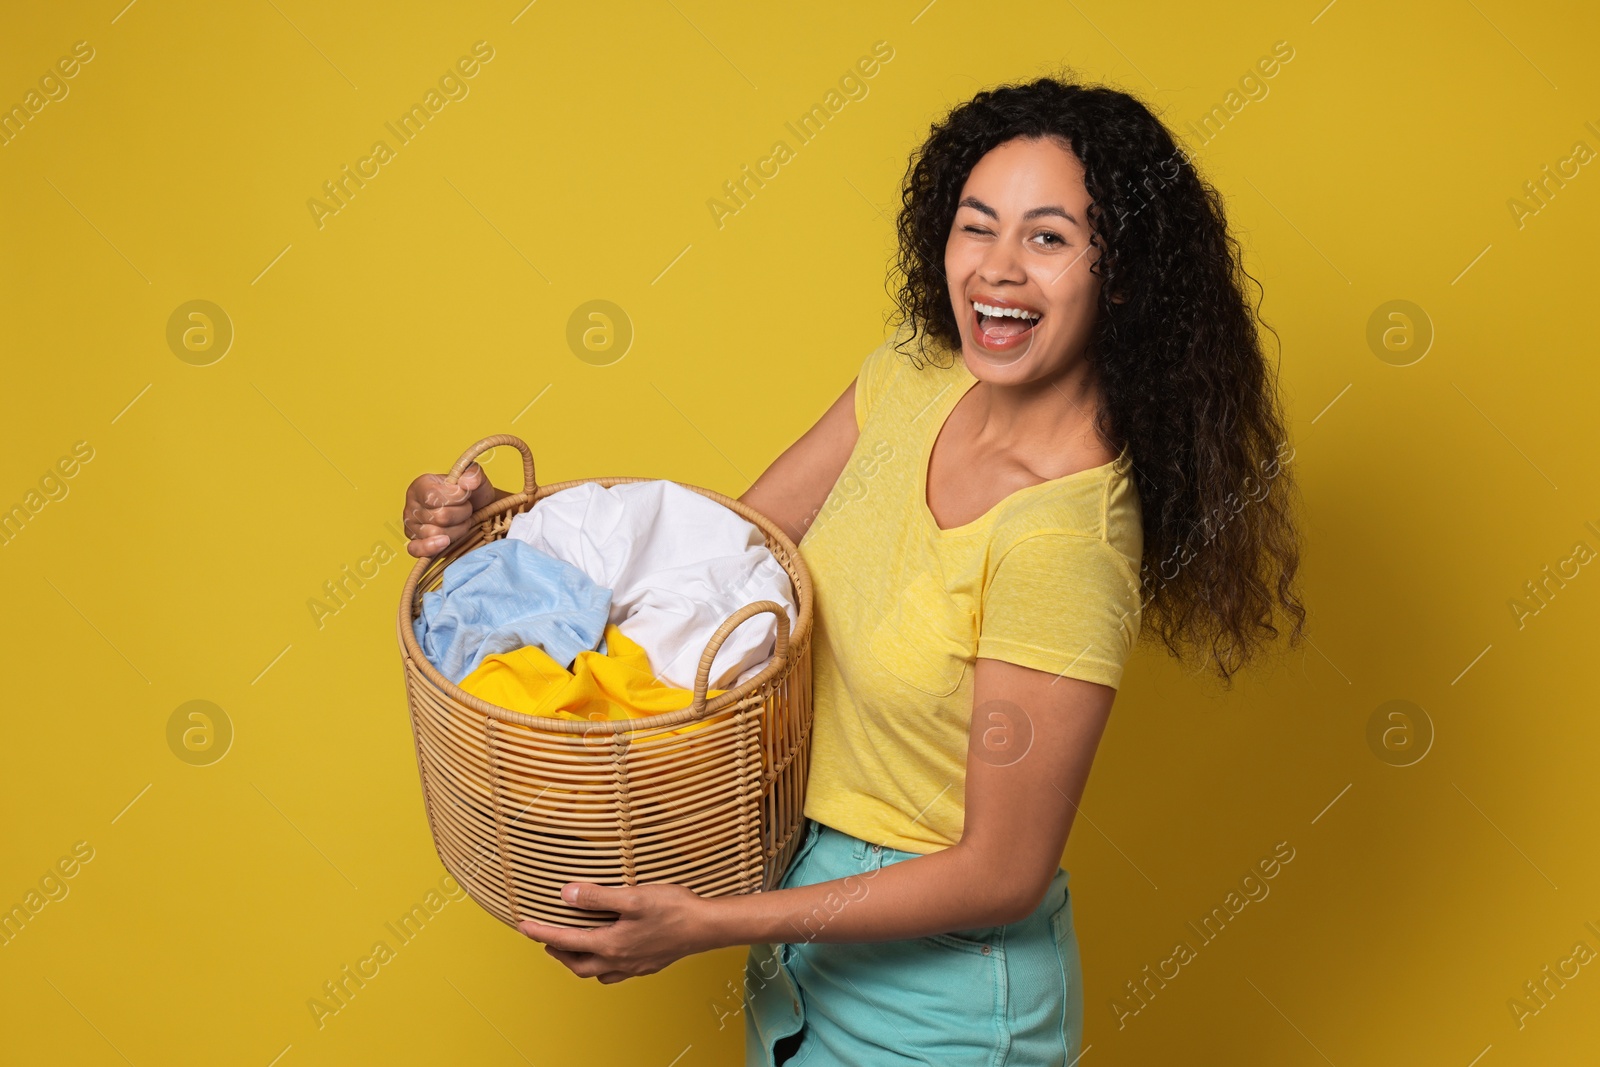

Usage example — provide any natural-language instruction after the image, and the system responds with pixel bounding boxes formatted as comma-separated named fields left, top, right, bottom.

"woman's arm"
left=520, top=655, right=1116, bottom=979
left=737, top=378, right=859, bottom=545
left=711, top=656, right=1115, bottom=943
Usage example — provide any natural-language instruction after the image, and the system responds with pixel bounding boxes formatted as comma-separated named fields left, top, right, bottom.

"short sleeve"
left=853, top=339, right=898, bottom=432
left=977, top=533, right=1143, bottom=689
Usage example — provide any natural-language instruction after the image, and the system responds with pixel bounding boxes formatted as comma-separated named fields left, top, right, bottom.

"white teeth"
left=973, top=301, right=1041, bottom=320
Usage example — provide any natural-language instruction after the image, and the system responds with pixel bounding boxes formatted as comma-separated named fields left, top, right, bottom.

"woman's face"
left=943, top=135, right=1104, bottom=375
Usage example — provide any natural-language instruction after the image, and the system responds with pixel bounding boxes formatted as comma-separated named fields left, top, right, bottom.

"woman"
left=401, top=74, right=1307, bottom=1066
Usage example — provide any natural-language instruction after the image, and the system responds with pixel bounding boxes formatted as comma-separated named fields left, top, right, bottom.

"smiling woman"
left=891, top=78, right=1308, bottom=680
left=413, top=69, right=1308, bottom=1067
left=944, top=139, right=1108, bottom=378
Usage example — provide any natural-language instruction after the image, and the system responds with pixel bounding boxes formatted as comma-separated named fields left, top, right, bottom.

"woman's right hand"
left=402, top=463, right=501, bottom=557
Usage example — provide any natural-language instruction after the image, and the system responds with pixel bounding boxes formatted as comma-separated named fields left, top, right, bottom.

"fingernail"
left=561, top=884, right=577, bottom=902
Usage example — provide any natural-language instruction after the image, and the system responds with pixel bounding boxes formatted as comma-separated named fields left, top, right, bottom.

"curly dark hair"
left=888, top=71, right=1307, bottom=686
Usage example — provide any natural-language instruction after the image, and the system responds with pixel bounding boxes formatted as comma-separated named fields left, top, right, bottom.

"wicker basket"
left=397, top=434, right=815, bottom=928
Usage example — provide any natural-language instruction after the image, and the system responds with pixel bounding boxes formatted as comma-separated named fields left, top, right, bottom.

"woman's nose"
left=977, top=228, right=1027, bottom=282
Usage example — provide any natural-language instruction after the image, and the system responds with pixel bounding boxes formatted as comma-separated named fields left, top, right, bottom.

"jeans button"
left=871, top=844, right=881, bottom=854
left=981, top=945, right=991, bottom=955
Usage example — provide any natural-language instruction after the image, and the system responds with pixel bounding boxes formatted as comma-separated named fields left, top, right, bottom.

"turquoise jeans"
left=745, top=818, right=1084, bottom=1066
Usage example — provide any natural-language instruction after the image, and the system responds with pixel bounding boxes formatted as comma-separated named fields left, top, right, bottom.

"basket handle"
left=445, top=433, right=537, bottom=497
left=690, top=600, right=790, bottom=714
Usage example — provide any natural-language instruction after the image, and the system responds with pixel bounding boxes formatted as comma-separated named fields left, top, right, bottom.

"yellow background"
left=3, top=0, right=1598, bottom=1063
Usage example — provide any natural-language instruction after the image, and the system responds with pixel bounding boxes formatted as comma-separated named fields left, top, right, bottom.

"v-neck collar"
left=917, top=361, right=1128, bottom=536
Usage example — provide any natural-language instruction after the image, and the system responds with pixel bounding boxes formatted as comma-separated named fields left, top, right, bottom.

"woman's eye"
left=959, top=224, right=1064, bottom=246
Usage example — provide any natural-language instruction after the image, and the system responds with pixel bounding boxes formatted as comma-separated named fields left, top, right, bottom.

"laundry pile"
left=413, top=480, right=798, bottom=726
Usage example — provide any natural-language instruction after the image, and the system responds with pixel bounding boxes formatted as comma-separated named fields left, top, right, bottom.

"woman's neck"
left=963, top=358, right=1112, bottom=475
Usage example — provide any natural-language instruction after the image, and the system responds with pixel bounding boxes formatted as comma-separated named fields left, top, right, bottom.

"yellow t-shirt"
left=796, top=332, right=1145, bottom=854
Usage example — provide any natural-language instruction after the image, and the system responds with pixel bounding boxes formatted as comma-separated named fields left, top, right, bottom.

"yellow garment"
left=458, top=624, right=731, bottom=853
left=460, top=623, right=726, bottom=727
left=797, top=328, right=1145, bottom=854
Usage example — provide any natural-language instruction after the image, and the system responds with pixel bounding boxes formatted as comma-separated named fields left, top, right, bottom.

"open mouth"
left=971, top=300, right=1042, bottom=353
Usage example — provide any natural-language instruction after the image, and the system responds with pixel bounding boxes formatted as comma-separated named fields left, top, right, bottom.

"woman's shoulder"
left=857, top=326, right=964, bottom=426
left=988, top=454, right=1144, bottom=575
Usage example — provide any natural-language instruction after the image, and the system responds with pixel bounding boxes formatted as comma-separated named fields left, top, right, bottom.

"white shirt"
left=506, top=480, right=797, bottom=691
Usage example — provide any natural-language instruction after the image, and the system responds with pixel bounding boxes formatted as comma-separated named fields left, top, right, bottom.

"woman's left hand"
left=518, top=882, right=716, bottom=983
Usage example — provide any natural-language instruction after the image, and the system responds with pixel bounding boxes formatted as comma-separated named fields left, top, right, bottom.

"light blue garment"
left=413, top=539, right=612, bottom=684
left=745, top=818, right=1083, bottom=1066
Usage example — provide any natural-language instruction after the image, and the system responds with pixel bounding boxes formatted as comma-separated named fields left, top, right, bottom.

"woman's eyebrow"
left=958, top=195, right=1078, bottom=225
